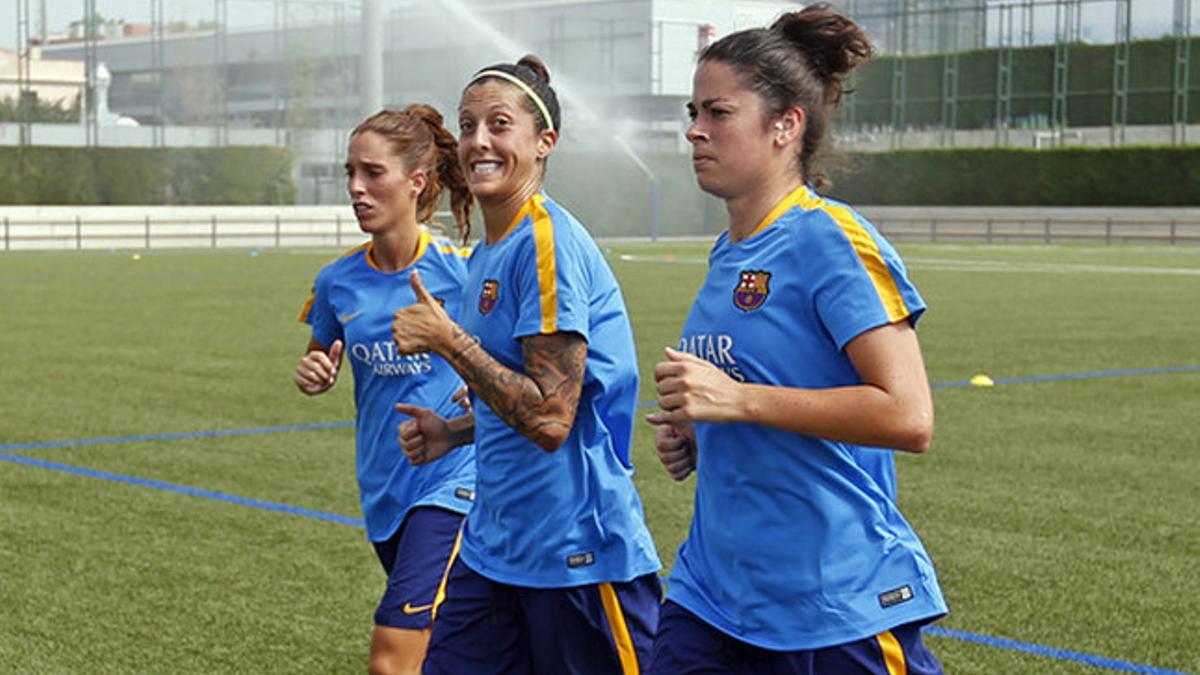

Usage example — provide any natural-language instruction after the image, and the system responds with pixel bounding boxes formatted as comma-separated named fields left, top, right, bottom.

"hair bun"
left=517, top=54, right=551, bottom=85
left=402, top=103, right=445, bottom=129
left=771, top=4, right=872, bottom=88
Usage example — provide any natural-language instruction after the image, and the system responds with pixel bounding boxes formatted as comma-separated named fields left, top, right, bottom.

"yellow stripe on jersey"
left=297, top=242, right=371, bottom=322
left=598, top=583, right=640, bottom=675
left=297, top=292, right=315, bottom=323
left=530, top=194, right=559, bottom=334
left=876, top=630, right=908, bottom=675
left=430, top=527, right=464, bottom=624
left=747, top=186, right=810, bottom=240
left=795, top=188, right=910, bottom=323
left=437, top=242, right=472, bottom=258
left=412, top=229, right=432, bottom=264
left=498, top=196, right=537, bottom=242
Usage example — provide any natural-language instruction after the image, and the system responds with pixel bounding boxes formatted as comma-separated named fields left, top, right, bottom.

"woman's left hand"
left=653, top=347, right=746, bottom=424
left=393, top=270, right=457, bottom=356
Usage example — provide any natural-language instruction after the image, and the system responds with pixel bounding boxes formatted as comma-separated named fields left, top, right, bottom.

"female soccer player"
left=647, top=5, right=947, bottom=673
left=388, top=55, right=662, bottom=674
left=295, top=105, right=477, bottom=675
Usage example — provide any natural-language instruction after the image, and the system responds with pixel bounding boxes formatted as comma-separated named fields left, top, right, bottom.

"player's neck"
left=726, top=176, right=805, bottom=243
left=370, top=221, right=422, bottom=272
left=480, top=182, right=542, bottom=244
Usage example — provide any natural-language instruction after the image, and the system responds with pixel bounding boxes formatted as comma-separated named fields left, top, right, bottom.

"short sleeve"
left=511, top=213, right=590, bottom=341
left=300, top=270, right=343, bottom=348
left=806, top=208, right=926, bottom=351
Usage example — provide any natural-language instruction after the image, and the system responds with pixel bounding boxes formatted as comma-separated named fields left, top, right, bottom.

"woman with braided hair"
left=647, top=5, right=947, bottom=673
left=295, top=104, right=476, bottom=675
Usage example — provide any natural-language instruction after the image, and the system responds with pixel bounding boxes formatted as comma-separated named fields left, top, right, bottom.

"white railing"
left=2, top=205, right=1199, bottom=251
left=0, top=206, right=380, bottom=251
left=859, top=206, right=1200, bottom=245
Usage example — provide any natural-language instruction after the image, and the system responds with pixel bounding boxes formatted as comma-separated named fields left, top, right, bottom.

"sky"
left=1, top=0, right=1194, bottom=54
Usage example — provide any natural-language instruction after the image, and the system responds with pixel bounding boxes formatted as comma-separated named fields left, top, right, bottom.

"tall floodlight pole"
left=214, top=0, right=228, bottom=146
left=361, top=0, right=384, bottom=117
left=151, top=0, right=164, bottom=147
left=84, top=0, right=99, bottom=147
left=1173, top=0, right=1192, bottom=144
left=17, top=0, right=32, bottom=146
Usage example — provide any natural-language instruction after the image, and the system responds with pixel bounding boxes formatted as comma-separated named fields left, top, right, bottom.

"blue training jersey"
left=300, top=230, right=477, bottom=542
left=456, top=192, right=661, bottom=588
left=667, top=185, right=947, bottom=651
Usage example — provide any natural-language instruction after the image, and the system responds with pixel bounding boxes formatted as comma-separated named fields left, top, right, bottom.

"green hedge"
left=826, top=146, right=1200, bottom=206
left=844, top=35, right=1200, bottom=130
left=0, top=146, right=296, bottom=205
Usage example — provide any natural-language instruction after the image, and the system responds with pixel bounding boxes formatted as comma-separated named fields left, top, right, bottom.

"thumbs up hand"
left=295, top=339, right=343, bottom=395
left=393, top=270, right=456, bottom=356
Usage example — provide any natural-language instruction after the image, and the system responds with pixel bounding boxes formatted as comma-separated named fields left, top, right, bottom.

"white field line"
left=612, top=253, right=1200, bottom=276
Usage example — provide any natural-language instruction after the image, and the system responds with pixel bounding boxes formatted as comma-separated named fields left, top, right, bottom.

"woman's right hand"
left=646, top=413, right=697, bottom=481
left=294, top=340, right=343, bottom=395
left=396, top=403, right=455, bottom=466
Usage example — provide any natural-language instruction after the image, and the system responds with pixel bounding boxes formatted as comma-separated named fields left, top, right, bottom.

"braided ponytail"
left=403, top=104, right=473, bottom=243
left=352, top=105, right=474, bottom=243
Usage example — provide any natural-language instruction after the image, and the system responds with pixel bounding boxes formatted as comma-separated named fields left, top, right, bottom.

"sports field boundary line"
left=0, top=452, right=364, bottom=527
left=922, top=626, right=1190, bottom=674
left=930, top=364, right=1200, bottom=389
left=0, top=420, right=354, bottom=453
left=3, top=366, right=1198, bottom=452
left=0, top=453, right=1189, bottom=674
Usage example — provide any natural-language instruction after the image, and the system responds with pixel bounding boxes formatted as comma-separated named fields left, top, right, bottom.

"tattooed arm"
left=443, top=328, right=586, bottom=451
left=392, top=270, right=587, bottom=452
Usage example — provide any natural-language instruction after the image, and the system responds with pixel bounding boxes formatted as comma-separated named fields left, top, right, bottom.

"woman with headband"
left=296, top=106, right=477, bottom=675
left=389, top=55, right=662, bottom=674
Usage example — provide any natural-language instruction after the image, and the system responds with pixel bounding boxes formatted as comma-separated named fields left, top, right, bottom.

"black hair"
left=699, top=3, right=872, bottom=188
left=465, top=54, right=562, bottom=135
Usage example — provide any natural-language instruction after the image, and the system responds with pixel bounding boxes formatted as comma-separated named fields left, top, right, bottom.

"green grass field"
left=2, top=242, right=1198, bottom=674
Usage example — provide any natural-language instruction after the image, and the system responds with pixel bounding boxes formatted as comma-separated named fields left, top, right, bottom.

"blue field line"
left=0, top=450, right=1189, bottom=674
left=0, top=420, right=355, bottom=453
left=923, top=626, right=1190, bottom=674
left=633, top=363, right=1200, bottom=407
left=0, top=455, right=1188, bottom=675
left=0, top=452, right=365, bottom=528
left=931, top=364, right=1200, bottom=390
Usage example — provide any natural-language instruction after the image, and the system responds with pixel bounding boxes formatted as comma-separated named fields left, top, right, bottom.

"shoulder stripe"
left=796, top=189, right=910, bottom=323
left=297, top=291, right=315, bottom=323
left=299, top=241, right=369, bottom=322
left=530, top=194, right=559, bottom=334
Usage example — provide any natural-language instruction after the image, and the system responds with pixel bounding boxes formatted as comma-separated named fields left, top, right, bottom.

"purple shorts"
left=423, top=558, right=663, bottom=674
left=371, top=506, right=464, bottom=630
left=649, top=600, right=943, bottom=675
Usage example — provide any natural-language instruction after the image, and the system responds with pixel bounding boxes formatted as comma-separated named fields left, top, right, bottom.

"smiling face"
left=686, top=60, right=784, bottom=200
left=457, top=80, right=556, bottom=206
left=345, top=130, right=425, bottom=234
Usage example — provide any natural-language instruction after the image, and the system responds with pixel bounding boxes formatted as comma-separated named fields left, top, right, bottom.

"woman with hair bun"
left=389, top=55, right=661, bottom=674
left=647, top=5, right=947, bottom=673
left=295, top=104, right=476, bottom=675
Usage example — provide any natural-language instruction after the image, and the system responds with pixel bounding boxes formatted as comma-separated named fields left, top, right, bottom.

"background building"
left=2, top=0, right=1198, bottom=205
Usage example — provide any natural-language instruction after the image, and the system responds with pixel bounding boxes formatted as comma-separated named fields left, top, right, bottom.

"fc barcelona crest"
left=733, top=270, right=771, bottom=312
left=479, top=279, right=500, bottom=314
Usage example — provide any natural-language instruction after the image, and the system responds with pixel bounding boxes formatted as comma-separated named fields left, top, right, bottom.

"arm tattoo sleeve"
left=442, top=326, right=587, bottom=450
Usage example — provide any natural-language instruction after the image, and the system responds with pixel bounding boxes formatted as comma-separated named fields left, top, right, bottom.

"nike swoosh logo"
left=339, top=310, right=364, bottom=324
left=402, top=602, right=433, bottom=614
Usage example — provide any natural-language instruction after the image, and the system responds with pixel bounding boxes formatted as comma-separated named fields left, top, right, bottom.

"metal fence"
left=860, top=206, right=1200, bottom=245
left=2, top=206, right=1199, bottom=251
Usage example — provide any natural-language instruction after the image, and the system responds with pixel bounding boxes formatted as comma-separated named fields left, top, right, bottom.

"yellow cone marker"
left=969, top=373, right=994, bottom=387
left=132, top=253, right=142, bottom=261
